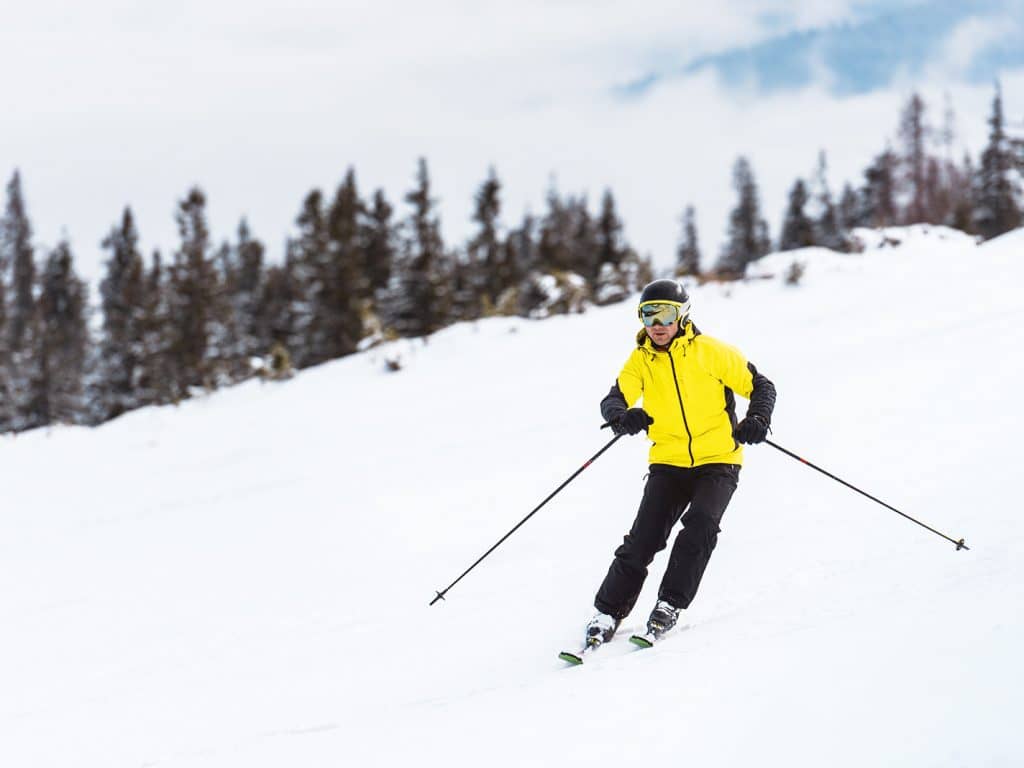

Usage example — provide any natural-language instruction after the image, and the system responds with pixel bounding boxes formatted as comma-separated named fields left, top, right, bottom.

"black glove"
left=734, top=414, right=769, bottom=444
left=611, top=408, right=653, bottom=436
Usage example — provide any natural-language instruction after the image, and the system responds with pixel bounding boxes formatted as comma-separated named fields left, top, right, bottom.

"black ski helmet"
left=639, top=279, right=689, bottom=305
left=637, top=279, right=691, bottom=323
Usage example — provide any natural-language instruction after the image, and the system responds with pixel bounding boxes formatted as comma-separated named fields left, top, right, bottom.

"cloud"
left=0, top=0, right=1020, bottom=286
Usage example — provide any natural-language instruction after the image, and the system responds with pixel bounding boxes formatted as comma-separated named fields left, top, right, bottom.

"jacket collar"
left=635, top=321, right=697, bottom=356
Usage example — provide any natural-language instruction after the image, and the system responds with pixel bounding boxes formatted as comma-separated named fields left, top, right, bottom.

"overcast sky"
left=2, top=0, right=1022, bottom=284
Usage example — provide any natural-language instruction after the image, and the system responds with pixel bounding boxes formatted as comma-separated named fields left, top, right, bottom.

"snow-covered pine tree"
left=31, top=241, right=90, bottom=426
left=973, top=83, right=1022, bottom=240
left=716, top=156, right=770, bottom=276
left=675, top=205, right=701, bottom=278
left=96, top=208, right=147, bottom=421
left=779, top=178, right=814, bottom=251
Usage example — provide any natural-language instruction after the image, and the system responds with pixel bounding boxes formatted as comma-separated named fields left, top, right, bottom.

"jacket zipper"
left=667, top=350, right=695, bottom=466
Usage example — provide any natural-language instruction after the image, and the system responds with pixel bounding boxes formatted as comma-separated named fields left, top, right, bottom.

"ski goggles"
left=639, top=302, right=686, bottom=327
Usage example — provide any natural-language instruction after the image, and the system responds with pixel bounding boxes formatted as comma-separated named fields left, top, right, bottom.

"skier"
left=585, top=278, right=776, bottom=646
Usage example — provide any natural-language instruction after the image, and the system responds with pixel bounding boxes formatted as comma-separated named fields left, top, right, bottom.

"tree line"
left=704, top=85, right=1022, bottom=277
left=0, top=160, right=652, bottom=433
left=0, top=85, right=1020, bottom=434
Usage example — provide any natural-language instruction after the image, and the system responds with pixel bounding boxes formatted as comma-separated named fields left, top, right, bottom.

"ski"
left=628, top=632, right=658, bottom=649
left=629, top=622, right=690, bottom=649
left=558, top=638, right=602, bottom=665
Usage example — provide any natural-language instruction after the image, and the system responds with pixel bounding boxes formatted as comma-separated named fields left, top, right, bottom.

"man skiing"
left=585, top=278, right=776, bottom=647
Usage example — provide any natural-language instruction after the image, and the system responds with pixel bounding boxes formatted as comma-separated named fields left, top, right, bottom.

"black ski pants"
left=594, top=463, right=739, bottom=619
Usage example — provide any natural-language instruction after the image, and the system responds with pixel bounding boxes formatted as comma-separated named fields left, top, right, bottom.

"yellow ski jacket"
left=600, top=322, right=776, bottom=468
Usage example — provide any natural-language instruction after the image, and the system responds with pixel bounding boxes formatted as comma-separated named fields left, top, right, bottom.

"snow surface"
left=2, top=226, right=1023, bottom=767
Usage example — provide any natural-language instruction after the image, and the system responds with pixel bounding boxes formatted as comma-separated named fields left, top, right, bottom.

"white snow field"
left=2, top=226, right=1023, bottom=767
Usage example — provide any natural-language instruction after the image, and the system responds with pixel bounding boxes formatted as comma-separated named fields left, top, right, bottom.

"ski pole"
left=764, top=439, right=968, bottom=551
left=430, top=432, right=624, bottom=605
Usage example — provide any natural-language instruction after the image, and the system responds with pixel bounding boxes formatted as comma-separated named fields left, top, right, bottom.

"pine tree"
left=537, top=184, right=574, bottom=275
left=3, top=171, right=35, bottom=355
left=675, top=205, right=701, bottom=277
left=286, top=189, right=328, bottom=367
left=206, top=231, right=253, bottom=383
left=137, top=250, right=177, bottom=406
left=595, top=189, right=627, bottom=280
left=924, top=156, right=951, bottom=226
left=31, top=241, right=90, bottom=426
left=468, top=167, right=503, bottom=311
left=2, top=171, right=40, bottom=430
left=232, top=218, right=266, bottom=362
left=503, top=213, right=538, bottom=315
left=808, top=151, right=841, bottom=248
left=934, top=92, right=960, bottom=226
left=859, top=149, right=898, bottom=227
left=364, top=189, right=396, bottom=295
left=167, top=187, right=219, bottom=394
left=321, top=168, right=367, bottom=358
left=0, top=203, right=9, bottom=431
left=593, top=193, right=649, bottom=307
left=717, top=156, right=771, bottom=275
left=973, top=83, right=1022, bottom=240
left=950, top=152, right=976, bottom=234
left=0, top=261, right=9, bottom=431
left=382, top=158, right=450, bottom=337
left=96, top=208, right=147, bottom=420
left=779, top=178, right=814, bottom=251
left=259, top=262, right=299, bottom=353
left=838, top=183, right=860, bottom=231
left=568, top=195, right=597, bottom=284
left=897, top=92, right=930, bottom=224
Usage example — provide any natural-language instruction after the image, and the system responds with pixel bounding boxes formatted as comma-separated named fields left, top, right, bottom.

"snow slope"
left=2, top=226, right=1022, bottom=767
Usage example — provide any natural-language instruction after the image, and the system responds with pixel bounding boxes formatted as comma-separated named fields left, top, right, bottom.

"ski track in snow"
left=1, top=226, right=1022, bottom=767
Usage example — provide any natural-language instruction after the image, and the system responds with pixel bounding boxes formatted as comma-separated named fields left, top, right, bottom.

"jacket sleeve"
left=600, top=351, right=644, bottom=424
left=703, top=338, right=777, bottom=425
left=744, top=362, right=776, bottom=425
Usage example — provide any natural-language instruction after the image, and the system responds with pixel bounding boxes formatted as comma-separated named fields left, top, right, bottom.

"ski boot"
left=629, top=600, right=681, bottom=648
left=646, top=599, right=681, bottom=637
left=585, top=611, right=621, bottom=647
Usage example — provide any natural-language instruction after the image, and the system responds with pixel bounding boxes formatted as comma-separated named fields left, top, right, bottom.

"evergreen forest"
left=0, top=87, right=1021, bottom=434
